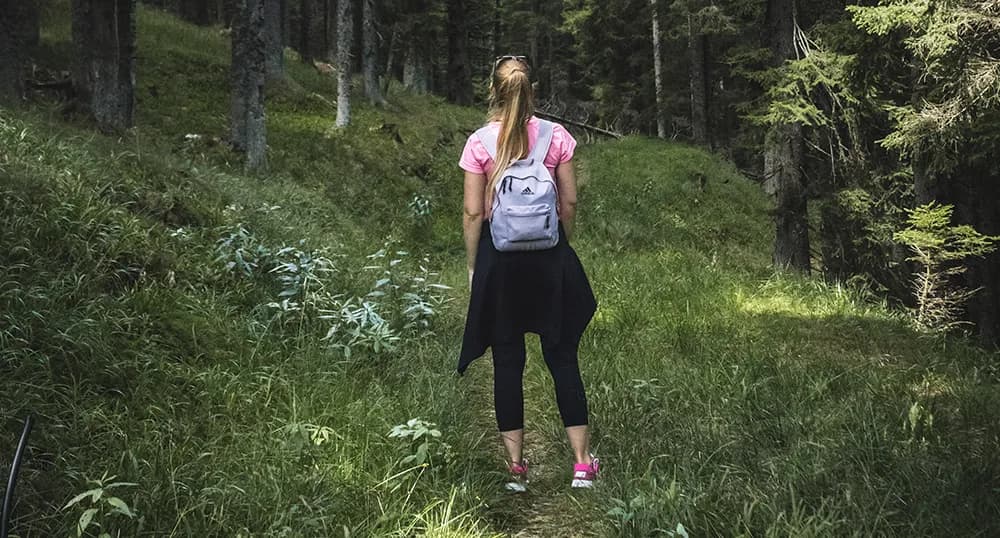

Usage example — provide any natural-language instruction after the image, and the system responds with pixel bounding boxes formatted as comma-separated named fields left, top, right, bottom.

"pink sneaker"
left=571, top=456, right=599, bottom=488
left=505, top=460, right=529, bottom=493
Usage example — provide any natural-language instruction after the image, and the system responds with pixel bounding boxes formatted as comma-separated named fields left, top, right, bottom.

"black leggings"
left=492, top=335, right=589, bottom=432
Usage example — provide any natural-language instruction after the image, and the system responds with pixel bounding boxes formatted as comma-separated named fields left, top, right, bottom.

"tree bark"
left=362, top=0, right=385, bottom=105
left=264, top=0, right=285, bottom=80
left=231, top=0, right=268, bottom=170
left=324, top=0, right=337, bottom=62
left=382, top=22, right=396, bottom=93
left=492, top=0, right=501, bottom=59
left=0, top=1, right=39, bottom=104
left=688, top=12, right=709, bottom=146
left=335, top=0, right=352, bottom=127
left=72, top=0, right=137, bottom=132
left=446, top=0, right=473, bottom=105
left=650, top=0, right=666, bottom=139
left=765, top=0, right=809, bottom=272
left=179, top=0, right=212, bottom=25
left=222, top=0, right=240, bottom=28
left=298, top=0, right=327, bottom=62
left=967, top=167, right=1000, bottom=348
left=403, top=42, right=430, bottom=94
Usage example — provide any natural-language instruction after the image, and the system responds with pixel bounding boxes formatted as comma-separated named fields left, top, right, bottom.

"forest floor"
left=2, top=4, right=1000, bottom=537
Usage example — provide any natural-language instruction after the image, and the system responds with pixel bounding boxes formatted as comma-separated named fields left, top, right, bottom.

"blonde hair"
left=485, top=58, right=535, bottom=211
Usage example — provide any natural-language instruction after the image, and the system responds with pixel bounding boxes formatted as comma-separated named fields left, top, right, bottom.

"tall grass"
left=1, top=4, right=998, bottom=537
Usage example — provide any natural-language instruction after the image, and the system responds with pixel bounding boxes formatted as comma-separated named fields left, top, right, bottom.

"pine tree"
left=0, top=0, right=38, bottom=104
left=335, top=0, right=353, bottom=127
left=363, top=0, right=386, bottom=105
left=231, top=0, right=268, bottom=169
left=650, top=0, right=666, bottom=138
left=446, top=0, right=474, bottom=105
left=264, top=0, right=286, bottom=81
left=71, top=0, right=138, bottom=132
left=765, top=0, right=809, bottom=272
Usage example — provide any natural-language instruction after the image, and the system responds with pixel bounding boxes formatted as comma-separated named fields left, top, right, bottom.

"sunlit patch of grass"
left=3, top=4, right=999, bottom=537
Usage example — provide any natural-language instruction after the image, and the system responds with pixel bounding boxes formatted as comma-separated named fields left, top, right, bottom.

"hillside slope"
left=2, top=5, right=998, bottom=537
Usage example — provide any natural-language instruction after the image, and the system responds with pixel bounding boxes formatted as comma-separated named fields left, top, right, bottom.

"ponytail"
left=485, top=60, right=535, bottom=212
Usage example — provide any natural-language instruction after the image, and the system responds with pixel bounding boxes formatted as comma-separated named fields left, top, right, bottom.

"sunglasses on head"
left=495, top=55, right=529, bottom=67
left=491, top=55, right=531, bottom=80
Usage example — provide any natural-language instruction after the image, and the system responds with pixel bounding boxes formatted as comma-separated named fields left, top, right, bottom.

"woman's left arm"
left=463, top=171, right=487, bottom=288
left=555, top=160, right=578, bottom=239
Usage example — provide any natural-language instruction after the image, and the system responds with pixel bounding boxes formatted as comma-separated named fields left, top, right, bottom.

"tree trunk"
left=967, top=167, right=1000, bottom=348
left=298, top=0, right=326, bottom=62
left=231, top=0, right=268, bottom=170
left=382, top=22, right=396, bottom=93
left=446, top=0, right=473, bottom=105
left=362, top=0, right=385, bottom=105
left=529, top=0, right=539, bottom=76
left=403, top=42, right=429, bottom=94
left=650, top=0, right=666, bottom=139
left=179, top=0, right=212, bottom=25
left=688, top=12, right=709, bottom=146
left=766, top=0, right=809, bottom=272
left=550, top=32, right=569, bottom=101
left=222, top=0, right=240, bottom=27
left=264, top=0, right=285, bottom=80
left=72, top=0, right=137, bottom=132
left=335, top=0, right=352, bottom=127
left=941, top=142, right=1000, bottom=348
left=324, top=0, right=337, bottom=62
left=492, top=0, right=501, bottom=59
left=0, top=1, right=38, bottom=104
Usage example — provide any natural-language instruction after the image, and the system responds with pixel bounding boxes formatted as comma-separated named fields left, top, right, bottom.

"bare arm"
left=463, top=170, right=487, bottom=287
left=555, top=160, right=578, bottom=239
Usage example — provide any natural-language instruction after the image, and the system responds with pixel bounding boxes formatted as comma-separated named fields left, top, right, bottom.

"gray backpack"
left=476, top=119, right=560, bottom=252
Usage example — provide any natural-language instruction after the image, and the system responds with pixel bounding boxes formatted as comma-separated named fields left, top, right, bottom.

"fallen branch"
left=27, top=78, right=73, bottom=92
left=534, top=110, right=623, bottom=139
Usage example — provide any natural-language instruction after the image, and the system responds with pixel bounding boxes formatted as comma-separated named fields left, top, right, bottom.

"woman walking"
left=457, top=55, right=599, bottom=492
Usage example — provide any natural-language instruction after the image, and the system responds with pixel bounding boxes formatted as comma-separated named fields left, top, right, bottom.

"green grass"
left=2, top=4, right=999, bottom=537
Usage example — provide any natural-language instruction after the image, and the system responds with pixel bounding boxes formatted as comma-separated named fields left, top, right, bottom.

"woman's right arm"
left=463, top=170, right=487, bottom=288
left=555, top=160, right=578, bottom=239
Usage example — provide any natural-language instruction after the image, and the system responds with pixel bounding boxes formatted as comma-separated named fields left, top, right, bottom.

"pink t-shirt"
left=459, top=116, right=577, bottom=177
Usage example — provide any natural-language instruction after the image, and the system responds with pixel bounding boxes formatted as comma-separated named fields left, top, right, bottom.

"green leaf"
left=106, top=496, right=136, bottom=518
left=77, top=508, right=98, bottom=536
left=64, top=489, right=101, bottom=510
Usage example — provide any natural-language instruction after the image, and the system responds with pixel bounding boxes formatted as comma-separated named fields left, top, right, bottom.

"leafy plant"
left=62, top=473, right=138, bottom=538
left=214, top=224, right=273, bottom=277
left=267, top=242, right=339, bottom=315
left=364, top=243, right=451, bottom=336
left=320, top=296, right=400, bottom=359
left=388, top=418, right=452, bottom=466
left=408, top=194, right=433, bottom=224
left=277, top=421, right=341, bottom=450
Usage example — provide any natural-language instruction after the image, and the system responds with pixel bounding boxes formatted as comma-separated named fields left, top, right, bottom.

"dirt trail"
left=468, top=352, right=609, bottom=537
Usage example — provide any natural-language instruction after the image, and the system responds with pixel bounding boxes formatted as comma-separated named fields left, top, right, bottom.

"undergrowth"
left=1, top=4, right=998, bottom=537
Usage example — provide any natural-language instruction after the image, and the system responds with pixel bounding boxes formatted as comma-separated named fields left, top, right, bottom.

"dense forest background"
left=2, top=1, right=1000, bottom=536
left=9, top=0, right=995, bottom=345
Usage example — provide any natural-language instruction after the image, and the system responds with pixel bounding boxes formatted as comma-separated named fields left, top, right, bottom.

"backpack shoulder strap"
left=530, top=119, right=555, bottom=163
left=475, top=119, right=555, bottom=164
left=474, top=125, right=498, bottom=161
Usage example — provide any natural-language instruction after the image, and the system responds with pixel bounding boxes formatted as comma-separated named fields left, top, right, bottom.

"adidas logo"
left=521, top=187, right=534, bottom=195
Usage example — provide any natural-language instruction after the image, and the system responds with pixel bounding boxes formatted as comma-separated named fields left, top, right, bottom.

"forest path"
left=467, top=346, right=611, bottom=537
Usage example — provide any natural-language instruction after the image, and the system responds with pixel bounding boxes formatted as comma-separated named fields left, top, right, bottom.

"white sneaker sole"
left=505, top=481, right=527, bottom=493
left=571, top=478, right=594, bottom=488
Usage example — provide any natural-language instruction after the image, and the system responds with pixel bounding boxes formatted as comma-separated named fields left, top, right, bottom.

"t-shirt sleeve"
left=459, top=134, right=489, bottom=174
left=552, top=123, right=578, bottom=164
